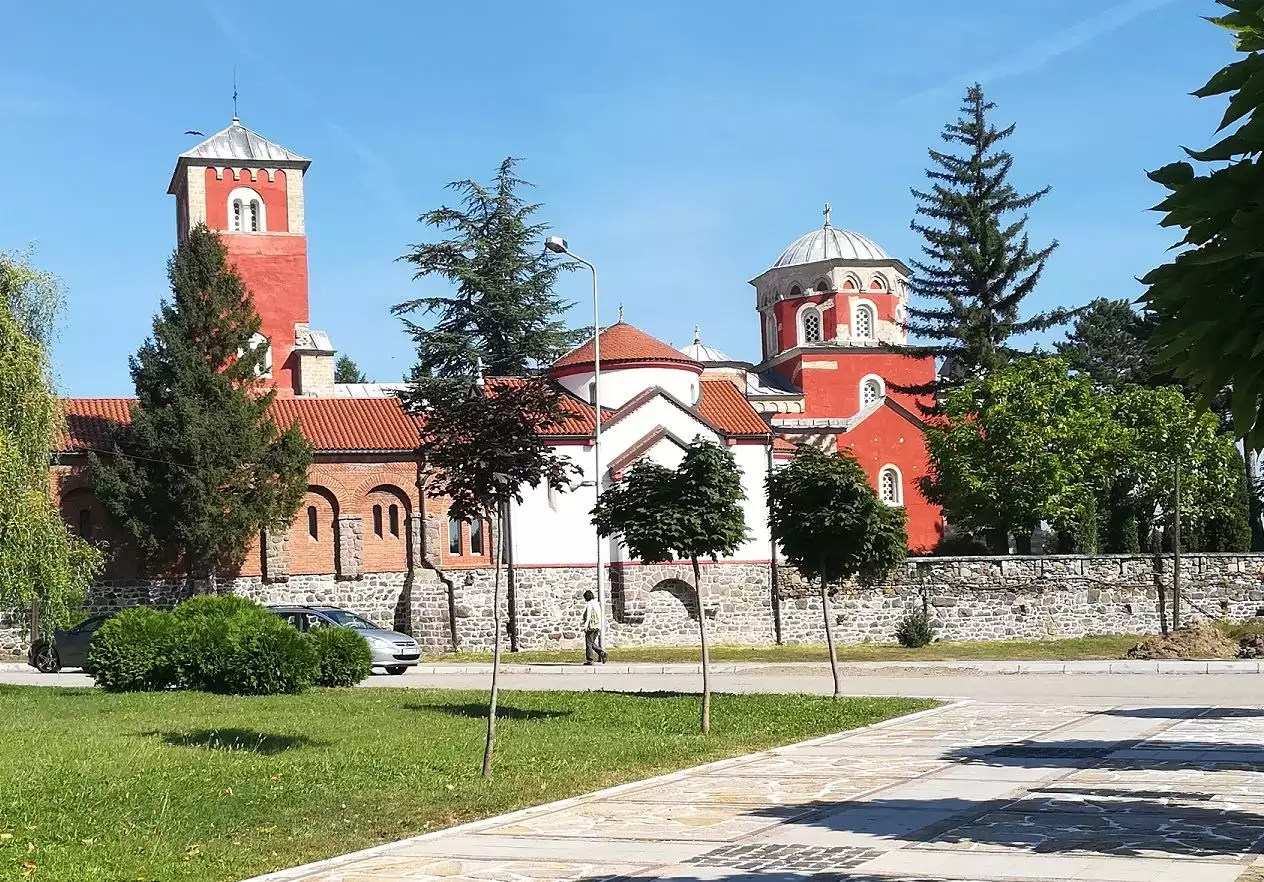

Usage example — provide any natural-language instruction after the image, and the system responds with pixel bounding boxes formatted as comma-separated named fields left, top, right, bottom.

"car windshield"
left=317, top=609, right=380, bottom=630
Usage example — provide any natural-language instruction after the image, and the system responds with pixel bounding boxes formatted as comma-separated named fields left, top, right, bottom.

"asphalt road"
left=5, top=664, right=1263, bottom=705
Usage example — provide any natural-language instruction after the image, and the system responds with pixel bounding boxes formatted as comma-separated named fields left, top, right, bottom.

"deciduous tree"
left=767, top=448, right=907, bottom=694
left=593, top=441, right=748, bottom=733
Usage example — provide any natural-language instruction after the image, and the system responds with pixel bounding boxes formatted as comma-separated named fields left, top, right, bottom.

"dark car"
left=28, top=614, right=111, bottom=673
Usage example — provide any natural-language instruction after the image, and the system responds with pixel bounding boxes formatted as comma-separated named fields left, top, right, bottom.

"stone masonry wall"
left=7, top=553, right=1264, bottom=659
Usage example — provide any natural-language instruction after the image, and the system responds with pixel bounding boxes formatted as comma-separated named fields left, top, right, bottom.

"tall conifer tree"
left=904, top=84, right=1071, bottom=393
left=91, top=225, right=312, bottom=586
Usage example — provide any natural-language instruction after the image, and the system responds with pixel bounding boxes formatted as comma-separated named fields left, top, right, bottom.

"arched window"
left=861, top=376, right=883, bottom=407
left=227, top=187, right=266, bottom=233
left=853, top=303, right=876, bottom=341
left=448, top=515, right=462, bottom=555
left=842, top=278, right=858, bottom=292
left=789, top=285, right=802, bottom=299
left=587, top=380, right=597, bottom=404
left=469, top=517, right=485, bottom=555
left=307, top=506, right=319, bottom=540
left=765, top=316, right=779, bottom=355
left=372, top=505, right=383, bottom=538
left=389, top=504, right=400, bottom=537
left=78, top=509, right=92, bottom=540
left=798, top=305, right=823, bottom=345
left=814, top=279, right=830, bottom=293
left=879, top=466, right=902, bottom=506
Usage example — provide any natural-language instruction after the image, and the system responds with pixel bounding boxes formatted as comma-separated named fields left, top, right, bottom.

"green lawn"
left=0, top=686, right=932, bottom=882
left=441, top=634, right=1144, bottom=665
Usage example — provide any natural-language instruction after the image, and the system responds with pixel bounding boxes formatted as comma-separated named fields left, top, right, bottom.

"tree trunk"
left=481, top=505, right=504, bottom=778
left=820, top=553, right=839, bottom=697
left=504, top=498, right=519, bottom=653
left=692, top=556, right=711, bottom=735
left=29, top=600, right=40, bottom=650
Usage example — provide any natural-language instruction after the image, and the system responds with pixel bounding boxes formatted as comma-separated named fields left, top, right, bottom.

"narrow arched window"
left=789, top=285, right=802, bottom=299
left=231, top=199, right=243, bottom=232
left=448, top=515, right=462, bottom=555
left=469, top=517, right=485, bottom=555
left=389, top=504, right=400, bottom=537
left=862, top=378, right=882, bottom=407
left=854, top=304, right=875, bottom=341
left=815, top=279, right=830, bottom=293
left=249, top=199, right=261, bottom=232
left=587, top=380, right=597, bottom=404
left=800, top=306, right=822, bottom=345
left=78, top=509, right=92, bottom=540
left=879, top=467, right=901, bottom=505
left=765, top=316, right=778, bottom=355
left=307, top=506, right=318, bottom=539
left=372, top=505, right=383, bottom=538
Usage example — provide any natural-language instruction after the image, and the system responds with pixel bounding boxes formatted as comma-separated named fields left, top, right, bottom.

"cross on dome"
left=823, top=202, right=832, bottom=227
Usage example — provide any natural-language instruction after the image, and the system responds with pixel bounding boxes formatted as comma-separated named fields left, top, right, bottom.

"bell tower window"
left=853, top=303, right=876, bottom=341
left=798, top=305, right=823, bottom=345
left=226, top=187, right=266, bottom=233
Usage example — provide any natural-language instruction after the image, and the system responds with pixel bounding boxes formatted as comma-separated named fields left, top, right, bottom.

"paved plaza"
left=247, top=700, right=1264, bottom=882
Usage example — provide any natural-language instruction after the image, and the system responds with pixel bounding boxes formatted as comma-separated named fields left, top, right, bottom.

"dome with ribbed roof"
left=773, top=223, right=888, bottom=268
left=679, top=326, right=730, bottom=363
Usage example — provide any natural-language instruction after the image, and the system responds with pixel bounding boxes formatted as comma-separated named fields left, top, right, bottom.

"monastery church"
left=51, top=117, right=944, bottom=649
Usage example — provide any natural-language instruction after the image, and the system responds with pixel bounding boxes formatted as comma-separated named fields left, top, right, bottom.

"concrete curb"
left=408, top=659, right=1264, bottom=676
left=4, top=659, right=1260, bottom=676
left=239, top=699, right=970, bottom=882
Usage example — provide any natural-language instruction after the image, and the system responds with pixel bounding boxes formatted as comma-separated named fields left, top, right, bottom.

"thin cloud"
left=901, top=0, right=1179, bottom=105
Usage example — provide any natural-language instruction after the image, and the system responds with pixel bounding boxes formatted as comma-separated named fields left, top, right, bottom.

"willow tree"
left=0, top=259, right=102, bottom=632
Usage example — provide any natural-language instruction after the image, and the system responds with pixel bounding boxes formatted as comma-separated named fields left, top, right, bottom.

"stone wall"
left=6, top=553, right=1264, bottom=659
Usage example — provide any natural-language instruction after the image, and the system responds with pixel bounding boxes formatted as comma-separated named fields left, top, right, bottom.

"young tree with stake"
left=767, top=447, right=907, bottom=695
left=593, top=440, right=747, bottom=734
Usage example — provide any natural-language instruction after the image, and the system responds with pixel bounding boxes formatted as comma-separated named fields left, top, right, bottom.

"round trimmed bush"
left=170, top=595, right=318, bottom=695
left=310, top=625, right=373, bottom=687
left=86, top=607, right=177, bottom=692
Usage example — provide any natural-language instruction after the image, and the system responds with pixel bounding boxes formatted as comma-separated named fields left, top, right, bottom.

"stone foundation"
left=7, top=553, right=1264, bottom=658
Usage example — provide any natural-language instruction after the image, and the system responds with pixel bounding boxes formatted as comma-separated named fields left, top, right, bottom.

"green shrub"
left=895, top=610, right=935, bottom=649
left=170, top=595, right=317, bottom=695
left=310, top=625, right=373, bottom=687
left=931, top=533, right=990, bottom=556
left=85, top=607, right=177, bottom=692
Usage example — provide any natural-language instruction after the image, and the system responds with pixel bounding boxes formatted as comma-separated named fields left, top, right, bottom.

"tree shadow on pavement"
left=1093, top=707, right=1264, bottom=719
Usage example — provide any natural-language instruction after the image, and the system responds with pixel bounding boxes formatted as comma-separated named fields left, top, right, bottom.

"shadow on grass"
left=149, top=728, right=328, bottom=755
left=406, top=703, right=573, bottom=721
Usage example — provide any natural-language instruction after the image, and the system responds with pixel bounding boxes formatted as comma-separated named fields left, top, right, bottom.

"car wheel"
left=33, top=643, right=61, bottom=674
left=385, top=665, right=408, bottom=675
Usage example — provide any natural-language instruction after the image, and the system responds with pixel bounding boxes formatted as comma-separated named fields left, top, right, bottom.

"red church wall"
left=203, top=168, right=290, bottom=233
left=837, top=406, right=943, bottom=553
left=222, top=235, right=309, bottom=393
left=793, top=352, right=935, bottom=417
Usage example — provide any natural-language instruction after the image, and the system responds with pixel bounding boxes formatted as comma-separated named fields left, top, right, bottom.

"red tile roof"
left=697, top=379, right=771, bottom=436
left=484, top=378, right=596, bottom=436
left=552, top=322, right=701, bottom=372
left=58, top=383, right=596, bottom=454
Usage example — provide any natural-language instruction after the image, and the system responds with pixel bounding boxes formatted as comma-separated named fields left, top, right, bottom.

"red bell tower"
left=168, top=117, right=312, bottom=394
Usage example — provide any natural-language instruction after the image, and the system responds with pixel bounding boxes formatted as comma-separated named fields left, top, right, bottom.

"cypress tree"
left=904, top=84, right=1072, bottom=393
left=91, top=225, right=312, bottom=586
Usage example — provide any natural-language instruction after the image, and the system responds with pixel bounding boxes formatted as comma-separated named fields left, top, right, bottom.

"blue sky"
left=2, top=0, right=1232, bottom=396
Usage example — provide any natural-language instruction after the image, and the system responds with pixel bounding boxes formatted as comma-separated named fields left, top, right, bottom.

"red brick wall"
left=362, top=486, right=410, bottom=573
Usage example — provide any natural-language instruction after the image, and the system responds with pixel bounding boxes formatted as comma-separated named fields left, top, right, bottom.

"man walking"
left=582, top=589, right=607, bottom=665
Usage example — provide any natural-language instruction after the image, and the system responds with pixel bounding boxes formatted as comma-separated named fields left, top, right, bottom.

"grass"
left=439, top=634, right=1145, bottom=665
left=0, top=686, right=932, bottom=882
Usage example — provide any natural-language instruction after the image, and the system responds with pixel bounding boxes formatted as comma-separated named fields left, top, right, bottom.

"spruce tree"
left=393, top=157, right=584, bottom=403
left=334, top=355, right=367, bottom=384
left=91, top=225, right=312, bottom=586
left=904, top=84, right=1071, bottom=393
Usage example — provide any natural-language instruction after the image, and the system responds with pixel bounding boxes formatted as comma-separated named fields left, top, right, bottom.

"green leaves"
left=90, top=225, right=313, bottom=575
left=592, top=440, right=748, bottom=565
left=1142, top=2, right=1264, bottom=448
left=0, top=260, right=101, bottom=627
left=766, top=447, right=907, bottom=587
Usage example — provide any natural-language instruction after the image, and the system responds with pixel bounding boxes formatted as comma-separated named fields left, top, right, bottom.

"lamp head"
left=544, top=235, right=569, bottom=254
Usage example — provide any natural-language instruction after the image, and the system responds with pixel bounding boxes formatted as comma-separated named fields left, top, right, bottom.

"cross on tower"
left=823, top=202, right=832, bottom=227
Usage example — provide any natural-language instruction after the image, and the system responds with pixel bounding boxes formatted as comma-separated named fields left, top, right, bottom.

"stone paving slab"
left=246, top=701, right=1264, bottom=882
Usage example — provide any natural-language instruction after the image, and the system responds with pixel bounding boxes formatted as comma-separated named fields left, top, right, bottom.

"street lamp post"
left=545, top=236, right=606, bottom=650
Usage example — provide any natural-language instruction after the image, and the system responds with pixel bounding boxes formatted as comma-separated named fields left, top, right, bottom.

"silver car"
left=269, top=605, right=422, bottom=675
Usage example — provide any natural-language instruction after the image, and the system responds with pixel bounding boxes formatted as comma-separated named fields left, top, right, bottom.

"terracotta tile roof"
left=484, top=378, right=596, bottom=436
left=552, top=322, right=701, bottom=372
left=697, top=379, right=771, bottom=436
left=772, top=436, right=800, bottom=458
left=58, top=382, right=595, bottom=454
